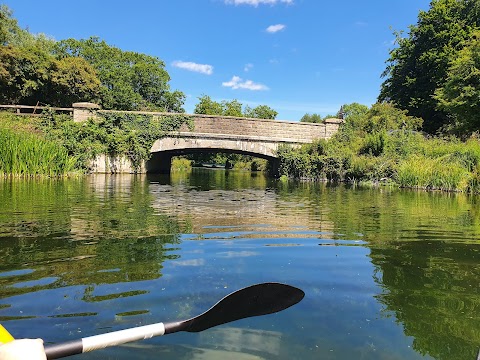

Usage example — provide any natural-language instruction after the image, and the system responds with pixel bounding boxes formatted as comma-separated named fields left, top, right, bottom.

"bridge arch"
left=147, top=133, right=284, bottom=173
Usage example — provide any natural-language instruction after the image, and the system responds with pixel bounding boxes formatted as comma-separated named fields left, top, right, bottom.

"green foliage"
left=37, top=109, right=193, bottom=172
left=0, top=4, right=21, bottom=45
left=395, top=155, right=469, bottom=191
left=194, top=95, right=277, bottom=120
left=0, top=45, right=51, bottom=104
left=54, top=37, right=185, bottom=111
left=244, top=104, right=278, bottom=119
left=300, top=113, right=322, bottom=123
left=0, top=7, right=183, bottom=110
left=435, top=30, right=480, bottom=135
left=171, top=157, right=193, bottom=171
left=0, top=116, right=76, bottom=177
left=193, top=95, right=224, bottom=115
left=278, top=102, right=480, bottom=193
left=359, top=131, right=386, bottom=156
left=49, top=56, right=101, bottom=106
left=379, top=0, right=480, bottom=134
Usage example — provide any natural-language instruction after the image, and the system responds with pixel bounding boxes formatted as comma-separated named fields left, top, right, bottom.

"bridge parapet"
left=71, top=102, right=343, bottom=141
left=176, top=114, right=342, bottom=141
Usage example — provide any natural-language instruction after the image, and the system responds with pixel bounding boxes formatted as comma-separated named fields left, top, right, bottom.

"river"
left=1, top=168, right=479, bottom=360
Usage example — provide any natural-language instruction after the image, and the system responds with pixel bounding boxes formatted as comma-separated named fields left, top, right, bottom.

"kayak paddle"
left=28, top=282, right=304, bottom=359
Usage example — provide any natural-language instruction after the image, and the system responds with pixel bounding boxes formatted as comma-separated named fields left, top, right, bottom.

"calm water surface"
left=1, top=169, right=480, bottom=360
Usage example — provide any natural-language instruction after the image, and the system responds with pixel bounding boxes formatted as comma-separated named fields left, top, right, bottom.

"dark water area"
left=1, top=168, right=480, bottom=359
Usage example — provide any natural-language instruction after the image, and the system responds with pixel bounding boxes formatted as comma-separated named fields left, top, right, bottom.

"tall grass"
left=395, top=155, right=469, bottom=191
left=0, top=127, right=76, bottom=177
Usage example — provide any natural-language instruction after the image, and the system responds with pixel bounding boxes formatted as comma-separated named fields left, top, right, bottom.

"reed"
left=396, top=155, right=469, bottom=192
left=0, top=126, right=76, bottom=177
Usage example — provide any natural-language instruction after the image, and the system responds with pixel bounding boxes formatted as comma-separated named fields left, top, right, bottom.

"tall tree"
left=0, top=45, right=50, bottom=104
left=435, top=31, right=480, bottom=135
left=48, top=56, right=101, bottom=107
left=54, top=37, right=185, bottom=111
left=379, top=0, right=480, bottom=134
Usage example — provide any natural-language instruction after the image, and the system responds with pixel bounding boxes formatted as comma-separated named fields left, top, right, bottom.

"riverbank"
left=0, top=110, right=191, bottom=177
left=278, top=104, right=480, bottom=194
left=0, top=112, right=77, bottom=177
left=3, top=107, right=480, bottom=194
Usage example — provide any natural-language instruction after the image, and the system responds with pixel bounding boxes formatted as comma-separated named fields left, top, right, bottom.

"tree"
left=222, top=99, right=243, bottom=117
left=0, top=4, right=20, bottom=45
left=194, top=95, right=277, bottom=119
left=0, top=5, right=55, bottom=51
left=244, top=104, right=278, bottom=119
left=0, top=45, right=51, bottom=104
left=379, top=0, right=480, bottom=134
left=0, top=44, right=101, bottom=106
left=194, top=95, right=223, bottom=115
left=435, top=31, right=480, bottom=135
left=54, top=37, right=185, bottom=111
left=300, top=113, right=322, bottom=123
left=48, top=56, right=101, bottom=107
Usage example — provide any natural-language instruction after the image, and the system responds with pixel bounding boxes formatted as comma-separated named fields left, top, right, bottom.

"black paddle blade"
left=180, top=282, right=304, bottom=333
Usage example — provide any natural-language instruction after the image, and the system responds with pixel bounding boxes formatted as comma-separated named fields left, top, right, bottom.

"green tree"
left=0, top=45, right=51, bottom=104
left=0, top=5, right=55, bottom=51
left=54, top=37, right=185, bottom=111
left=222, top=99, right=243, bottom=117
left=194, top=95, right=224, bottom=115
left=194, top=95, right=277, bottom=119
left=0, top=4, right=21, bottom=45
left=300, top=113, right=322, bottom=123
left=244, top=104, right=278, bottom=119
left=0, top=44, right=101, bottom=106
left=435, top=31, right=480, bottom=135
left=379, top=0, right=480, bottom=133
left=48, top=56, right=101, bottom=106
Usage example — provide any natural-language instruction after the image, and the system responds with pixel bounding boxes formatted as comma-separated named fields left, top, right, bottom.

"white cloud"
left=172, top=61, right=213, bottom=75
left=244, top=63, right=254, bottom=72
left=266, top=24, right=286, bottom=33
left=225, top=0, right=293, bottom=6
left=222, top=76, right=269, bottom=91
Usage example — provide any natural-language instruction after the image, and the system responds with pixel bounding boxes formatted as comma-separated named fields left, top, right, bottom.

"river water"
left=1, top=169, right=479, bottom=360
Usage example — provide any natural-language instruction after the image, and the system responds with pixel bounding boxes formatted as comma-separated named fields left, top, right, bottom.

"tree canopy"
left=0, top=6, right=185, bottom=111
left=54, top=37, right=185, bottom=112
left=379, top=0, right=480, bottom=134
left=434, top=30, right=480, bottom=135
left=194, top=95, right=278, bottom=119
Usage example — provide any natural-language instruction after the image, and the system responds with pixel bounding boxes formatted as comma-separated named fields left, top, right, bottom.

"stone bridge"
left=72, top=103, right=343, bottom=174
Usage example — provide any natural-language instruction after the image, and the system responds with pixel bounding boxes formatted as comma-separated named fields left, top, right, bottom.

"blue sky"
left=6, top=0, right=430, bottom=121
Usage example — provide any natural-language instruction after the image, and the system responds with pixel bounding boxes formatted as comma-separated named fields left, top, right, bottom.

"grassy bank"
left=0, top=110, right=192, bottom=177
left=277, top=103, right=480, bottom=194
left=0, top=113, right=76, bottom=177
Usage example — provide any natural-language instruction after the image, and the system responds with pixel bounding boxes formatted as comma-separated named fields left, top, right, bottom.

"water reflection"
left=1, top=171, right=480, bottom=359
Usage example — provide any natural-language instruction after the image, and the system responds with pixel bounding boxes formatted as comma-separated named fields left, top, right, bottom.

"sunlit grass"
left=0, top=115, right=76, bottom=177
